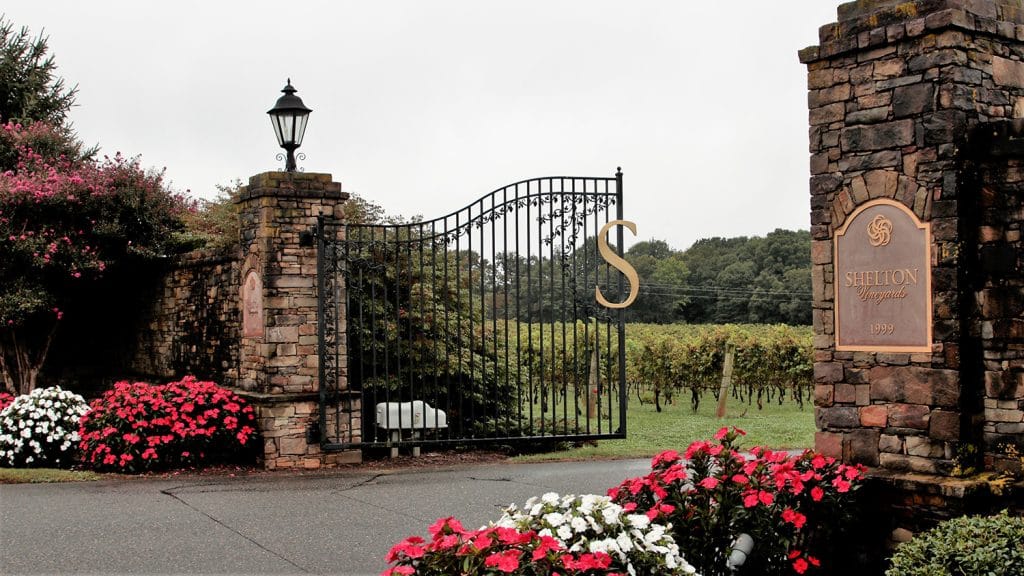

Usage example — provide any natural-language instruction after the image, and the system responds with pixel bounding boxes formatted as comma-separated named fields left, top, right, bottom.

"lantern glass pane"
left=269, top=115, right=284, bottom=146
left=293, top=114, right=309, bottom=146
left=280, top=114, right=296, bottom=145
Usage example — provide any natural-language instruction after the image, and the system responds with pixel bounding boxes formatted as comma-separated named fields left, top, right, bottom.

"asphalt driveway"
left=0, top=458, right=652, bottom=575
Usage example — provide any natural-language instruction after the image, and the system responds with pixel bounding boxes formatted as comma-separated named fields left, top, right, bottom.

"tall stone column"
left=235, top=171, right=359, bottom=468
left=802, top=0, right=1023, bottom=536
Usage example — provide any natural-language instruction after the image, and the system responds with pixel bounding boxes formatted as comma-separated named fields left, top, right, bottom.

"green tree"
left=0, top=16, right=84, bottom=170
left=624, top=239, right=690, bottom=323
left=679, top=231, right=810, bottom=325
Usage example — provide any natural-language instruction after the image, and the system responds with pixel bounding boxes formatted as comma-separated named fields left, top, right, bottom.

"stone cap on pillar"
left=800, top=0, right=1024, bottom=63
left=237, top=171, right=347, bottom=203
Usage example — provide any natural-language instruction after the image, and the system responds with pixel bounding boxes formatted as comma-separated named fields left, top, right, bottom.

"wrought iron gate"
left=316, top=171, right=628, bottom=450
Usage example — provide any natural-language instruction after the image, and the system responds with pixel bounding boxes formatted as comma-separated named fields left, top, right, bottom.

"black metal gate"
left=316, top=171, right=628, bottom=450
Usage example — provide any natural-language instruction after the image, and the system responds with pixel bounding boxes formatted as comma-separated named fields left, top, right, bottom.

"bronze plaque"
left=834, top=199, right=932, bottom=352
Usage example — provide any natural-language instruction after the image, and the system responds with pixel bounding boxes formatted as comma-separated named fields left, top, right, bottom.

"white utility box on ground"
left=375, top=400, right=448, bottom=430
left=375, top=401, right=448, bottom=457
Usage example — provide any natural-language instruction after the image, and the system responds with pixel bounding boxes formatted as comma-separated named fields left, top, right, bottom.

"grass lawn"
left=0, top=467, right=102, bottom=484
left=512, top=393, right=815, bottom=463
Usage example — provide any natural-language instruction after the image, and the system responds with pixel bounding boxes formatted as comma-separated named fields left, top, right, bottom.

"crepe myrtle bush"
left=78, top=376, right=256, bottom=473
left=608, top=427, right=865, bottom=576
left=0, top=386, right=88, bottom=467
left=0, top=120, right=194, bottom=395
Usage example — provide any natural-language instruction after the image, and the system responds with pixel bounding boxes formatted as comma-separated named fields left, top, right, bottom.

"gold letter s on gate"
left=596, top=220, right=640, bottom=309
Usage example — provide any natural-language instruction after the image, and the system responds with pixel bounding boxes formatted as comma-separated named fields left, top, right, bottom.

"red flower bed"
left=78, top=376, right=256, bottom=472
left=0, top=392, right=14, bottom=412
left=608, top=427, right=865, bottom=576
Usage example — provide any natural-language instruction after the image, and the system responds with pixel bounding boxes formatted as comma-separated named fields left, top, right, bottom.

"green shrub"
left=886, top=511, right=1024, bottom=576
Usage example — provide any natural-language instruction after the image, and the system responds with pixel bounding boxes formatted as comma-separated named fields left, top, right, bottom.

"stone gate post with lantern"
left=234, top=171, right=360, bottom=469
left=802, top=0, right=1023, bottom=546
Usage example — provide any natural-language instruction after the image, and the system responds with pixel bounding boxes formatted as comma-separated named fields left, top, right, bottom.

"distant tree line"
left=626, top=229, right=811, bottom=325
left=445, top=228, right=811, bottom=327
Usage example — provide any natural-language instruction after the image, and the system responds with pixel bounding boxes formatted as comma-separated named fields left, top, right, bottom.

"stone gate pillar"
left=235, top=171, right=359, bottom=468
left=802, top=0, right=1023, bottom=538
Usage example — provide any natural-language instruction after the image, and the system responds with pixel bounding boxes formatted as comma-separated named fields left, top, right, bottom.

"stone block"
left=838, top=150, right=901, bottom=171
left=995, top=422, right=1024, bottom=434
left=877, top=353, right=910, bottom=366
left=266, top=326, right=299, bottom=343
left=874, top=58, right=904, bottom=78
left=923, top=109, right=967, bottom=145
left=815, top=384, right=835, bottom=407
left=278, top=435, right=309, bottom=456
left=814, top=362, right=844, bottom=383
left=861, top=405, right=888, bottom=427
left=811, top=240, right=832, bottom=264
left=929, top=410, right=960, bottom=441
left=809, top=84, right=852, bottom=107
left=985, top=408, right=1024, bottom=423
left=822, top=406, right=860, bottom=428
left=889, top=404, right=930, bottom=429
left=869, top=366, right=959, bottom=407
left=879, top=453, right=940, bottom=474
left=267, top=355, right=301, bottom=368
left=847, top=368, right=869, bottom=384
left=993, top=55, right=1024, bottom=88
left=879, top=434, right=903, bottom=453
left=811, top=102, right=845, bottom=125
left=865, top=169, right=899, bottom=198
left=324, top=451, right=363, bottom=466
left=835, top=384, right=856, bottom=404
left=847, top=106, right=889, bottom=125
left=856, top=384, right=872, bottom=406
left=893, top=83, right=935, bottom=117
left=808, top=68, right=835, bottom=89
left=816, top=431, right=843, bottom=459
left=846, top=429, right=880, bottom=466
left=841, top=120, right=915, bottom=151
left=264, top=405, right=296, bottom=418
left=810, top=173, right=843, bottom=195
left=905, top=436, right=944, bottom=458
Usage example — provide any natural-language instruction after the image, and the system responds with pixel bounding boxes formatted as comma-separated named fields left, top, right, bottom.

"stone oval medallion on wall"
left=242, top=269, right=264, bottom=338
left=834, top=199, right=932, bottom=352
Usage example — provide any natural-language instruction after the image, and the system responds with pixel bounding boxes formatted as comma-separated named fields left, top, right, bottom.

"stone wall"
left=967, top=138, right=1024, bottom=475
left=127, top=249, right=242, bottom=386
left=802, top=0, right=1024, bottom=547
left=39, top=249, right=242, bottom=395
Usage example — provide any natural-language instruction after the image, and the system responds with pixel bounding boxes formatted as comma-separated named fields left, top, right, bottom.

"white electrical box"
left=375, top=400, right=448, bottom=430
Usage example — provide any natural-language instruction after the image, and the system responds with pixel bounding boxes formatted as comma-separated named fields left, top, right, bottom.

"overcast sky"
left=6, top=1, right=841, bottom=251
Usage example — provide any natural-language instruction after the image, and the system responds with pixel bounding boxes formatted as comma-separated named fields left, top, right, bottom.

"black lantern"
left=267, top=79, right=312, bottom=172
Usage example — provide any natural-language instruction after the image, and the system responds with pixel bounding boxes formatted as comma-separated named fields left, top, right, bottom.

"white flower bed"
left=495, top=492, right=698, bottom=576
left=0, top=386, right=88, bottom=468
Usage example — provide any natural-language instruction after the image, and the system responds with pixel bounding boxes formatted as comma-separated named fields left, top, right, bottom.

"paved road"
left=0, top=458, right=652, bottom=575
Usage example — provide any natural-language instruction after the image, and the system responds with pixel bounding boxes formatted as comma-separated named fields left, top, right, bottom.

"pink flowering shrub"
left=0, top=392, right=13, bottom=412
left=608, top=427, right=865, bottom=576
left=78, top=376, right=256, bottom=472
left=1, top=120, right=195, bottom=395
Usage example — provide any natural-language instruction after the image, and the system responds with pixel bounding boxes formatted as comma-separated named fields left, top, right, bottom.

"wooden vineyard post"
left=587, top=345, right=599, bottom=419
left=715, top=344, right=736, bottom=418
